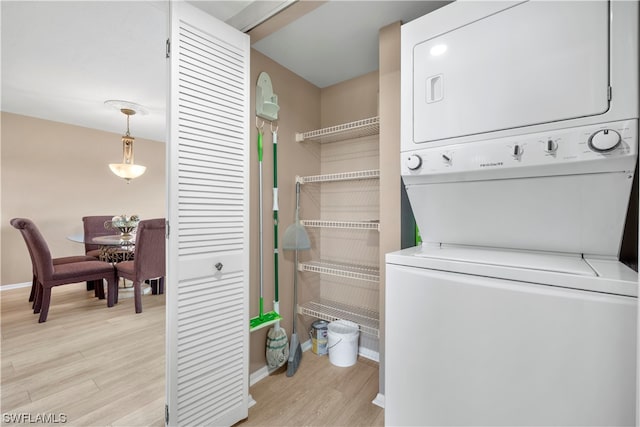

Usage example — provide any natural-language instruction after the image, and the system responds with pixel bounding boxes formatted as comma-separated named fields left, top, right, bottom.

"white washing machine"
left=386, top=245, right=638, bottom=426
left=387, top=1, right=639, bottom=425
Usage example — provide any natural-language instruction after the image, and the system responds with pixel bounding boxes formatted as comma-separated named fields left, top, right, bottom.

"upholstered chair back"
left=134, top=218, right=166, bottom=280
left=82, top=215, right=116, bottom=255
left=10, top=218, right=54, bottom=280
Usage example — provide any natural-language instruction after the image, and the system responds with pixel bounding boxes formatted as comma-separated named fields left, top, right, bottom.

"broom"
left=286, top=248, right=303, bottom=376
left=266, top=124, right=288, bottom=369
left=282, top=181, right=310, bottom=376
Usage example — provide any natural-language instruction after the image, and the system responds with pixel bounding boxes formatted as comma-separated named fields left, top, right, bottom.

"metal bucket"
left=310, top=320, right=329, bottom=355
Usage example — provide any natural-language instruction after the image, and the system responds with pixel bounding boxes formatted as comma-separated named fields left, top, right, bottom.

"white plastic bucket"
left=327, top=320, right=360, bottom=367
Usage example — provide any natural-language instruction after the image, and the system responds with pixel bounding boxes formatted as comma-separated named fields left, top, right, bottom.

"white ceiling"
left=1, top=1, right=448, bottom=143
left=252, top=1, right=448, bottom=88
left=1, top=1, right=168, bottom=142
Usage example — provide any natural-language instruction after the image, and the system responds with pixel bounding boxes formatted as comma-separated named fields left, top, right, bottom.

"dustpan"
left=282, top=182, right=310, bottom=251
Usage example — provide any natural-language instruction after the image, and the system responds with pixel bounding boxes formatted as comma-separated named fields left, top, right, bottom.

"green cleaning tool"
left=266, top=123, right=289, bottom=368
left=250, top=120, right=281, bottom=332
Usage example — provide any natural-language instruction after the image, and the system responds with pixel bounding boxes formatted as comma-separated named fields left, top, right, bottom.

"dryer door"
left=411, top=1, right=609, bottom=143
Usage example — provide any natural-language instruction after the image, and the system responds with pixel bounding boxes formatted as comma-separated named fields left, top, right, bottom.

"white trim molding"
left=1, top=282, right=31, bottom=291
left=372, top=393, right=385, bottom=408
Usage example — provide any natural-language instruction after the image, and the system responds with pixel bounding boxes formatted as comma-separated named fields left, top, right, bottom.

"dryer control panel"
left=402, top=120, right=638, bottom=183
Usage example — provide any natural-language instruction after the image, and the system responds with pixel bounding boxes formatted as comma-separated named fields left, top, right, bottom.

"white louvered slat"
left=168, top=3, right=250, bottom=426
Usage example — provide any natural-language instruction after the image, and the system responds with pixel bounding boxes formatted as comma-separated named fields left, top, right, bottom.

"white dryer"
left=386, top=1, right=639, bottom=425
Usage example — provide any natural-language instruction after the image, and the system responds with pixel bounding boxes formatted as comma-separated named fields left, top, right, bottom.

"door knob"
left=215, top=262, right=223, bottom=271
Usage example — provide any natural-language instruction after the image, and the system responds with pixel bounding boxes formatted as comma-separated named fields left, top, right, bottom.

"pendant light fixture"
left=108, top=104, right=146, bottom=183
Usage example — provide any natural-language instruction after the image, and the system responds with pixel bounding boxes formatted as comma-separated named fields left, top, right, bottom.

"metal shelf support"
left=295, top=116, right=380, bottom=143
left=297, top=169, right=380, bottom=184
left=301, top=220, right=380, bottom=231
left=298, top=300, right=380, bottom=337
left=298, top=261, right=379, bottom=282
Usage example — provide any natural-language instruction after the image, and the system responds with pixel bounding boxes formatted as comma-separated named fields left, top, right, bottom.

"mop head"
left=249, top=310, right=281, bottom=332
left=266, top=326, right=289, bottom=369
left=286, top=333, right=302, bottom=377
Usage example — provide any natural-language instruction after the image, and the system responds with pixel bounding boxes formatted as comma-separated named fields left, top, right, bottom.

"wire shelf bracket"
left=297, top=169, right=380, bottom=184
left=301, top=220, right=380, bottom=231
left=298, top=300, right=380, bottom=337
left=298, top=260, right=379, bottom=282
left=295, top=116, right=380, bottom=143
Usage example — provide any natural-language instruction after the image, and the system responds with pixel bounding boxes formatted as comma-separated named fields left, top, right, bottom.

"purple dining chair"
left=82, top=215, right=120, bottom=292
left=10, top=218, right=118, bottom=323
left=113, top=218, right=165, bottom=313
left=82, top=215, right=118, bottom=258
left=11, top=220, right=96, bottom=304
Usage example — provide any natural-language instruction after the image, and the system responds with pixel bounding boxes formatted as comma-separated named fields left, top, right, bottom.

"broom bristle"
left=286, top=333, right=302, bottom=377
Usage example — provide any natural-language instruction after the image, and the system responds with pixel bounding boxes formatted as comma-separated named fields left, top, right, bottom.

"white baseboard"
left=249, top=365, right=270, bottom=387
left=248, top=394, right=256, bottom=408
left=1, top=282, right=31, bottom=291
left=358, top=346, right=380, bottom=363
left=372, top=393, right=385, bottom=408
left=249, top=338, right=313, bottom=391
left=302, top=337, right=379, bottom=362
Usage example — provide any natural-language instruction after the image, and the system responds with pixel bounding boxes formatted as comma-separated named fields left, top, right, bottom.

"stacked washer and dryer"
left=385, top=1, right=639, bottom=425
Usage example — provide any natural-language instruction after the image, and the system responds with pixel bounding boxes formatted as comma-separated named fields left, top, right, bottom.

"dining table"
left=67, top=233, right=135, bottom=263
left=67, top=233, right=149, bottom=296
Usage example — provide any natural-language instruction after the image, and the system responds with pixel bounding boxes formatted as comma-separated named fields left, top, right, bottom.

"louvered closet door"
left=167, top=2, right=250, bottom=426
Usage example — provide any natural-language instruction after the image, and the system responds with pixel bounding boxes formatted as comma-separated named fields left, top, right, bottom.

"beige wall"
left=1, top=112, right=166, bottom=285
left=320, top=71, right=379, bottom=127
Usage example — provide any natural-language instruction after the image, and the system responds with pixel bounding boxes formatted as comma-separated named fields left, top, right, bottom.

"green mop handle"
left=272, top=128, right=279, bottom=303
left=258, top=128, right=264, bottom=316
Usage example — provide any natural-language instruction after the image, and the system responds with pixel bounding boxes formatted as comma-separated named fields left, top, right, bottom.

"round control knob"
left=588, top=129, right=621, bottom=152
left=406, top=154, right=422, bottom=170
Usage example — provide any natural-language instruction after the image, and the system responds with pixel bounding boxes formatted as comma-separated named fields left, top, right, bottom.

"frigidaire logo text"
left=479, top=162, right=504, bottom=167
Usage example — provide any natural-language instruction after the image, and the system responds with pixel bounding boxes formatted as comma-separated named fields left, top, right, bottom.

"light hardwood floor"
left=1, top=284, right=383, bottom=426
left=241, top=356, right=383, bottom=427
left=1, top=283, right=166, bottom=426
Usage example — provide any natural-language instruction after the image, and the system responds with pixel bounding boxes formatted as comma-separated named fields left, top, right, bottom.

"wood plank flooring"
left=1, top=283, right=166, bottom=427
left=241, top=356, right=383, bottom=427
left=1, top=284, right=383, bottom=426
